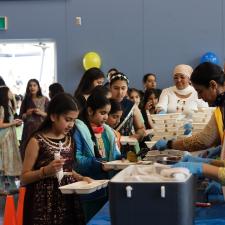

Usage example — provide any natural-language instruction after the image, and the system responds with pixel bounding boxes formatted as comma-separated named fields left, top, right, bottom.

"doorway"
left=0, top=40, right=56, bottom=97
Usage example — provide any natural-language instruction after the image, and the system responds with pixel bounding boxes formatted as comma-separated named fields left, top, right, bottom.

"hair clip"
left=110, top=73, right=129, bottom=84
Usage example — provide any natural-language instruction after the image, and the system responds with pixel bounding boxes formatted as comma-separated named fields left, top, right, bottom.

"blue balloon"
left=200, top=52, right=219, bottom=65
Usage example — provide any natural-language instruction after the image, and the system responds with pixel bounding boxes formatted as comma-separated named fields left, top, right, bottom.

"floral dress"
left=0, top=105, right=22, bottom=176
left=23, top=134, right=85, bottom=225
left=19, top=96, right=49, bottom=159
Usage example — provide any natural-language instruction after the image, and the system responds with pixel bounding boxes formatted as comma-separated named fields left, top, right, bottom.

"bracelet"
left=43, top=166, right=47, bottom=177
left=218, top=167, right=225, bottom=185
left=39, top=167, right=47, bottom=179
left=39, top=167, right=44, bottom=179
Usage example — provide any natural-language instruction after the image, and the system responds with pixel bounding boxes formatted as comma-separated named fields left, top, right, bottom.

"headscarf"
left=173, top=64, right=193, bottom=78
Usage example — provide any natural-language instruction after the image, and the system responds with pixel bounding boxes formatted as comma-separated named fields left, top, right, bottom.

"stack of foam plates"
left=120, top=136, right=138, bottom=145
left=103, top=160, right=152, bottom=170
left=150, top=113, right=186, bottom=141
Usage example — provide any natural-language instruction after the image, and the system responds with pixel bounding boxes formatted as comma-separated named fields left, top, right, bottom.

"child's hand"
left=129, top=134, right=139, bottom=140
left=33, top=108, right=46, bottom=117
left=33, top=108, right=42, bottom=115
left=12, top=119, right=23, bottom=126
left=145, top=101, right=154, bottom=110
left=102, top=163, right=112, bottom=172
left=45, top=159, right=65, bottom=176
left=82, top=176, right=94, bottom=183
left=26, top=108, right=35, bottom=115
left=14, top=119, right=23, bottom=126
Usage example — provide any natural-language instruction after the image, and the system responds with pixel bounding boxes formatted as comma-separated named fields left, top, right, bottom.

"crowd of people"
left=1, top=61, right=225, bottom=224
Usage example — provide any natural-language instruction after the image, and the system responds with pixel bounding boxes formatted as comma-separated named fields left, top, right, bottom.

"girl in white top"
left=156, top=64, right=208, bottom=115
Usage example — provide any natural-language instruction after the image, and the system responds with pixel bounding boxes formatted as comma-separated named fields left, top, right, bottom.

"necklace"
left=95, top=133, right=106, bottom=158
left=176, top=99, right=186, bottom=112
left=38, top=134, right=71, bottom=150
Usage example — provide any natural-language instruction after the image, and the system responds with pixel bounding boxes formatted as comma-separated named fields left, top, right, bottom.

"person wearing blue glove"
left=198, top=146, right=221, bottom=159
left=206, top=145, right=221, bottom=159
left=181, top=154, right=225, bottom=169
left=152, top=139, right=173, bottom=151
left=181, top=154, right=213, bottom=163
left=171, top=160, right=225, bottom=187
left=172, top=162, right=203, bottom=176
left=151, top=63, right=225, bottom=157
left=172, top=161, right=225, bottom=201
left=205, top=180, right=222, bottom=195
left=204, top=180, right=224, bottom=202
left=157, top=110, right=167, bottom=115
left=183, top=123, right=192, bottom=136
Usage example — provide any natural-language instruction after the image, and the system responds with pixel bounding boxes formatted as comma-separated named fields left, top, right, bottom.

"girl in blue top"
left=74, top=93, right=120, bottom=179
left=73, top=92, right=120, bottom=222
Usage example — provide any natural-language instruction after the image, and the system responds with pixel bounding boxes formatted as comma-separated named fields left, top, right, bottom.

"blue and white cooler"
left=109, top=164, right=195, bottom=225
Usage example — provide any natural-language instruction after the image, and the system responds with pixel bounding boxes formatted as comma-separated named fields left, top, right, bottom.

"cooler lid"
left=110, top=164, right=191, bottom=183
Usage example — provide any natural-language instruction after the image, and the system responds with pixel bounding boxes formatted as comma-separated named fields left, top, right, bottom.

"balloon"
left=83, top=52, right=101, bottom=70
left=200, top=52, right=219, bottom=65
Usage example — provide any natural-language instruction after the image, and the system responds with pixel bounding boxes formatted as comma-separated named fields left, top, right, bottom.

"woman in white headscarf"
left=156, top=64, right=208, bottom=115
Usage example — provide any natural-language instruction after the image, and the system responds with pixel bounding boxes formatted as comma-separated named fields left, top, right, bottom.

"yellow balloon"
left=83, top=52, right=101, bottom=70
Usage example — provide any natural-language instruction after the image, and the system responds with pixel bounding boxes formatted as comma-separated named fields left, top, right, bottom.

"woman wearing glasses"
left=156, top=64, right=208, bottom=115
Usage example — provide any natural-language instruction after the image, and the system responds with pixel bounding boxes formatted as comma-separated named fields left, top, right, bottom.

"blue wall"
left=0, top=0, right=224, bottom=93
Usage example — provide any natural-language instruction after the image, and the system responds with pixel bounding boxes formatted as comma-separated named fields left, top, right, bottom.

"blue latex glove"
left=207, top=146, right=221, bottom=159
left=183, top=123, right=192, bottom=135
left=158, top=110, right=167, bottom=115
left=152, top=139, right=168, bottom=151
left=198, top=146, right=221, bottom=159
left=204, top=180, right=222, bottom=195
left=172, top=162, right=203, bottom=176
left=181, top=154, right=213, bottom=163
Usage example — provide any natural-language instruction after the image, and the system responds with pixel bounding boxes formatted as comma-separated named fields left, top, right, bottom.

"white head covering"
left=173, top=64, right=193, bottom=78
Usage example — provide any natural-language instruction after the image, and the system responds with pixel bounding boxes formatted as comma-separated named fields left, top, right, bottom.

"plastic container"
left=59, top=180, right=109, bottom=194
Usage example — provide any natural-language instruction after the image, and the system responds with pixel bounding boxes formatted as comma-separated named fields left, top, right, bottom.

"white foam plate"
left=59, top=180, right=109, bottom=194
left=153, top=131, right=178, bottom=136
left=197, top=107, right=215, bottom=113
left=151, top=113, right=184, bottom=120
left=145, top=141, right=157, bottom=149
left=145, top=149, right=184, bottom=158
left=192, top=123, right=207, bottom=129
left=120, top=136, right=138, bottom=145
left=103, top=160, right=136, bottom=170
left=153, top=127, right=178, bottom=132
left=103, top=160, right=152, bottom=170
left=145, top=129, right=154, bottom=135
left=192, top=118, right=210, bottom=123
left=151, top=135, right=177, bottom=141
